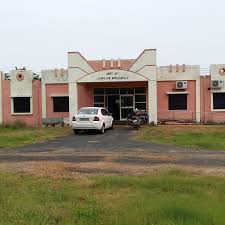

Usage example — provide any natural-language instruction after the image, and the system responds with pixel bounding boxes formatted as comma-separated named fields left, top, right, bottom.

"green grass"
left=0, top=126, right=72, bottom=148
left=0, top=170, right=225, bottom=225
left=136, top=125, right=225, bottom=150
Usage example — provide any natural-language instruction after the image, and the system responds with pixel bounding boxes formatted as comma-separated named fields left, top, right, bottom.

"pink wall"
left=2, top=80, right=42, bottom=127
left=157, top=81, right=196, bottom=122
left=77, top=81, right=148, bottom=110
left=2, top=76, right=225, bottom=125
left=200, top=76, right=225, bottom=122
left=45, top=84, right=69, bottom=118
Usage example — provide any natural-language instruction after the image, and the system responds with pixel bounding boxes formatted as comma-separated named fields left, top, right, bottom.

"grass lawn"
left=0, top=169, right=225, bottom=225
left=136, top=125, right=225, bottom=150
left=0, top=126, right=72, bottom=148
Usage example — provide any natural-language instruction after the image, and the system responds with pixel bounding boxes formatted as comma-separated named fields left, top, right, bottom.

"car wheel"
left=73, top=129, right=79, bottom=135
left=100, top=124, right=105, bottom=134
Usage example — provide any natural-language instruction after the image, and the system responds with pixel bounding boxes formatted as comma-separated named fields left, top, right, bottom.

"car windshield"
left=78, top=108, right=98, bottom=115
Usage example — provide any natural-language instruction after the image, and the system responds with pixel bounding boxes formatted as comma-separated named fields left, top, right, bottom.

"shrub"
left=2, top=120, right=27, bottom=129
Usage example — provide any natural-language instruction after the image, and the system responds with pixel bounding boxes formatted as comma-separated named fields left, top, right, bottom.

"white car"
left=72, top=107, right=114, bottom=134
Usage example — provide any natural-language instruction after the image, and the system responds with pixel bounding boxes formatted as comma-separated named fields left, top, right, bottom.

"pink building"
left=1, top=49, right=225, bottom=127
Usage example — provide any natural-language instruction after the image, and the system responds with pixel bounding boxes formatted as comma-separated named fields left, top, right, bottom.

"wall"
left=45, top=83, right=69, bottom=118
left=41, top=69, right=68, bottom=119
left=0, top=72, right=2, bottom=124
left=69, top=50, right=157, bottom=123
left=2, top=80, right=42, bottom=127
left=157, top=80, right=196, bottom=121
left=200, top=73, right=225, bottom=123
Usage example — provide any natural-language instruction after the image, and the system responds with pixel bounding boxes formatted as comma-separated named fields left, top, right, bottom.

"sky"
left=0, top=0, right=224, bottom=73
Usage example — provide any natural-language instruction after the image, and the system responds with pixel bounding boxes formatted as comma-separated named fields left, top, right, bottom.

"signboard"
left=77, top=70, right=148, bottom=83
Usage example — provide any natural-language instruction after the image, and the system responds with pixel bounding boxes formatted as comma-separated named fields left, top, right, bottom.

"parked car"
left=72, top=107, right=114, bottom=134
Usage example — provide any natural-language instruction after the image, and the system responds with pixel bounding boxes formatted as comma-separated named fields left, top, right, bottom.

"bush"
left=1, top=120, right=27, bottom=129
left=149, top=121, right=157, bottom=126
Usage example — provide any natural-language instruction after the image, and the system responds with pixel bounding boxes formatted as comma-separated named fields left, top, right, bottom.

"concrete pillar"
left=195, top=78, right=201, bottom=123
left=69, top=82, right=78, bottom=125
left=41, top=83, right=46, bottom=119
left=148, top=80, right=157, bottom=124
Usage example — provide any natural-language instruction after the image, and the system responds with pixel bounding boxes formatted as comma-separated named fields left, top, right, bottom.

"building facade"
left=1, top=49, right=225, bottom=127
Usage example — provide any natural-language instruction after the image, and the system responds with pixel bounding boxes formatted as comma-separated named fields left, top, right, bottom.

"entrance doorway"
left=108, top=95, right=120, bottom=120
left=93, top=88, right=146, bottom=121
left=120, top=95, right=134, bottom=120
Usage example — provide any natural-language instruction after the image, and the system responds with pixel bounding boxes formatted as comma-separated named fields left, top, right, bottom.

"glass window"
left=168, top=94, right=187, bottom=110
left=135, top=103, right=146, bottom=110
left=121, top=96, right=133, bottom=107
left=94, top=88, right=104, bottom=95
left=101, top=109, right=110, bottom=116
left=213, top=93, right=225, bottom=109
left=135, top=87, right=146, bottom=94
left=78, top=108, right=98, bottom=115
left=120, top=88, right=134, bottom=94
left=135, top=95, right=146, bottom=102
left=53, top=97, right=69, bottom=112
left=121, top=108, right=134, bottom=119
left=94, top=103, right=104, bottom=107
left=13, top=97, right=31, bottom=113
left=105, top=88, right=119, bottom=94
left=94, top=96, right=104, bottom=103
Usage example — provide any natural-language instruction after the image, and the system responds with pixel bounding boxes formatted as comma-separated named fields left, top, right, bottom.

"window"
left=168, top=94, right=187, bottom=110
left=78, top=108, right=98, bottom=115
left=135, top=103, right=146, bottom=110
left=135, top=95, right=146, bottom=102
left=105, top=88, right=119, bottom=95
left=94, top=103, right=104, bottom=107
left=94, top=88, right=104, bottom=95
left=213, top=93, right=225, bottom=109
left=135, top=87, right=146, bottom=94
left=101, top=109, right=110, bottom=116
left=120, top=88, right=134, bottom=94
left=13, top=97, right=31, bottom=113
left=94, top=96, right=104, bottom=103
left=53, top=97, right=69, bottom=112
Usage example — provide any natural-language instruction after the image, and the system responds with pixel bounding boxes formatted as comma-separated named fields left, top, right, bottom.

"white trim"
left=0, top=73, right=2, bottom=124
left=10, top=95, right=32, bottom=97
left=166, top=91, right=189, bottom=95
left=211, top=92, right=225, bottom=111
left=41, top=83, right=46, bottom=119
left=50, top=94, right=69, bottom=97
left=11, top=97, right=33, bottom=115
left=211, top=109, right=225, bottom=112
left=195, top=78, right=201, bottom=122
left=11, top=113, right=33, bottom=116
left=148, top=80, right=157, bottom=124
left=69, top=82, right=78, bottom=125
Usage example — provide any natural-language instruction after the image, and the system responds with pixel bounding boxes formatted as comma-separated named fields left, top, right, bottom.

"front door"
left=120, top=95, right=134, bottom=120
left=107, top=95, right=120, bottom=120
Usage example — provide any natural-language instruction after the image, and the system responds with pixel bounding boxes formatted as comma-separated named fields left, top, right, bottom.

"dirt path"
left=0, top=126, right=225, bottom=177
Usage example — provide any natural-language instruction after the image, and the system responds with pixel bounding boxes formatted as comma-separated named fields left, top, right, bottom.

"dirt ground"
left=0, top=126, right=225, bottom=178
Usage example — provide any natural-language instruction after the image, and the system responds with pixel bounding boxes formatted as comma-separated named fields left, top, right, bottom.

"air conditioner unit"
left=211, top=80, right=224, bottom=89
left=176, top=81, right=187, bottom=89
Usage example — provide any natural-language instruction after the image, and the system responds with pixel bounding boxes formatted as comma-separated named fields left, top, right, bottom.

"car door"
left=105, top=109, right=113, bottom=127
left=101, top=109, right=111, bottom=128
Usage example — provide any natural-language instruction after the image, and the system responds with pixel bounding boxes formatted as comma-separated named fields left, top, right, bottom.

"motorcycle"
left=127, top=109, right=149, bottom=130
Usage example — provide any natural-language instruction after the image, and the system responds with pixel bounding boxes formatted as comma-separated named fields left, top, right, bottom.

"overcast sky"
left=0, top=0, right=224, bottom=72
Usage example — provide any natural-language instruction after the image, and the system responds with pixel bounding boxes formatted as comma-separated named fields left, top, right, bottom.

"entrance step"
left=114, top=120, right=127, bottom=125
